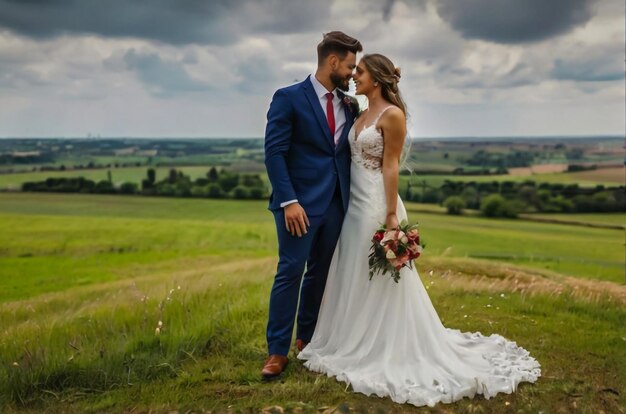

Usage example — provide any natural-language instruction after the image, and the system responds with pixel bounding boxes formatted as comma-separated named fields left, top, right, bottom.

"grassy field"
left=0, top=193, right=624, bottom=413
left=0, top=193, right=623, bottom=287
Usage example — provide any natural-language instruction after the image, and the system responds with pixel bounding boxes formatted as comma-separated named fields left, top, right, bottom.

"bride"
left=297, top=54, right=541, bottom=407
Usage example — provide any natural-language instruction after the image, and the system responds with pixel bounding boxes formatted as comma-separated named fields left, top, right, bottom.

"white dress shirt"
left=309, top=74, right=347, bottom=144
left=280, top=74, right=346, bottom=208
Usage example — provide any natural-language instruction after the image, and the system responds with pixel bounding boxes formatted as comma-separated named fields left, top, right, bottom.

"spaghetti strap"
left=373, top=106, right=394, bottom=124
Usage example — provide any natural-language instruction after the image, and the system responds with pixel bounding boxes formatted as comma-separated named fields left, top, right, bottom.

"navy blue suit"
left=264, top=75, right=354, bottom=356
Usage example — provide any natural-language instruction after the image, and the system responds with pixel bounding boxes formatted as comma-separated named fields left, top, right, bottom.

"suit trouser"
left=266, top=192, right=345, bottom=356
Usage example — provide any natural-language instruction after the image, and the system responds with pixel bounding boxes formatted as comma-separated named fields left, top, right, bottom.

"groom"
left=262, top=31, right=362, bottom=378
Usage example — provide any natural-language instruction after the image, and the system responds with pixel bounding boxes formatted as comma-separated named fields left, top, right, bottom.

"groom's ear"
left=328, top=54, right=339, bottom=70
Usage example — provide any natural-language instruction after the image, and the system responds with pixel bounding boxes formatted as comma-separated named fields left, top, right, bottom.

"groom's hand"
left=284, top=203, right=310, bottom=237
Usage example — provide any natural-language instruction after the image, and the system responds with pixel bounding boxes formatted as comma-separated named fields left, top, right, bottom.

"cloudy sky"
left=0, top=0, right=623, bottom=138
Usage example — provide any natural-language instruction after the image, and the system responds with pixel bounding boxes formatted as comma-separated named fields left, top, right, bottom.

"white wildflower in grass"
left=158, top=320, right=163, bottom=327
left=177, top=285, right=181, bottom=290
left=155, top=327, right=161, bottom=336
left=12, top=362, right=19, bottom=367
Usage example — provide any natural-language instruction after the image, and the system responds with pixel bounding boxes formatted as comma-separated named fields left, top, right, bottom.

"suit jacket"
left=264, top=75, right=353, bottom=216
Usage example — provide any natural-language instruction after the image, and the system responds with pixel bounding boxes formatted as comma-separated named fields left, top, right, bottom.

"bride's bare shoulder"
left=379, top=106, right=405, bottom=125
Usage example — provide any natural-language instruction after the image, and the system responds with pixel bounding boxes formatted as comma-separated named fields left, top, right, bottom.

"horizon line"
left=0, top=134, right=624, bottom=140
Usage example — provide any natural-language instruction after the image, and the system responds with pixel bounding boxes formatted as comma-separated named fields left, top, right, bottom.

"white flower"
left=386, top=250, right=396, bottom=259
left=158, top=321, right=163, bottom=327
left=380, top=231, right=396, bottom=244
left=155, top=327, right=161, bottom=336
left=12, top=362, right=19, bottom=367
left=400, top=236, right=408, bottom=244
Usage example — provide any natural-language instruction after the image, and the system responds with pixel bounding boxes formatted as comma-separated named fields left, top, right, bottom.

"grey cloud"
left=436, top=0, right=597, bottom=44
left=0, top=66, right=46, bottom=89
left=0, top=0, right=331, bottom=45
left=242, top=0, right=332, bottom=34
left=382, top=0, right=395, bottom=21
left=122, top=49, right=212, bottom=97
left=235, top=55, right=278, bottom=94
left=437, top=62, right=539, bottom=90
left=551, top=58, right=624, bottom=82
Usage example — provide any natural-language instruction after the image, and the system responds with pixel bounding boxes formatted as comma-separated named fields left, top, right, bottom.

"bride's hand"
left=385, top=212, right=399, bottom=230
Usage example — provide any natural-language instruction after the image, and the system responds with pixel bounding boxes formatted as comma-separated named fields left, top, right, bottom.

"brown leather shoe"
left=295, top=339, right=308, bottom=352
left=261, top=355, right=288, bottom=379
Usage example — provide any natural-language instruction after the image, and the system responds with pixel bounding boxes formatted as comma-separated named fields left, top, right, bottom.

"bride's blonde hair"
left=361, top=53, right=407, bottom=116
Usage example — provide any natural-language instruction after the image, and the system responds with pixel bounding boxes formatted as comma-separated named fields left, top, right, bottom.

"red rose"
left=373, top=231, right=384, bottom=242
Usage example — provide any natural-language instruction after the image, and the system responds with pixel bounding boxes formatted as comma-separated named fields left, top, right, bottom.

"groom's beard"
left=330, top=72, right=350, bottom=92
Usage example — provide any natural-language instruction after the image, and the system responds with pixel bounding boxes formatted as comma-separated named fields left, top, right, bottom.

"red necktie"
left=325, top=92, right=335, bottom=142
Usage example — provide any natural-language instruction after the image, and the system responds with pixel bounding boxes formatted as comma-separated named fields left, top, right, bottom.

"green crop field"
left=0, top=193, right=624, bottom=413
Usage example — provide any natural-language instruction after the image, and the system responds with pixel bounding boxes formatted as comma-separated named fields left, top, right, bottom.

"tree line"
left=406, top=179, right=625, bottom=217
left=20, top=169, right=623, bottom=217
left=21, top=167, right=267, bottom=200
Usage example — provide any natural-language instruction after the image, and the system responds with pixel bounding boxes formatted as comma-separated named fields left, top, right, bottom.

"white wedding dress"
left=297, top=108, right=541, bottom=407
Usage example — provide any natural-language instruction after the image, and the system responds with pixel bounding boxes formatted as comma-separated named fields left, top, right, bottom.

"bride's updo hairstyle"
left=361, top=54, right=407, bottom=116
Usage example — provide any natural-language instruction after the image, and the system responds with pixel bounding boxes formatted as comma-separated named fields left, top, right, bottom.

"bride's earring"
left=374, top=81, right=379, bottom=87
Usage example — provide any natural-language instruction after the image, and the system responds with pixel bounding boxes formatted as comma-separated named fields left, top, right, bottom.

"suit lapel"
left=303, top=76, right=334, bottom=148
left=336, top=91, right=354, bottom=151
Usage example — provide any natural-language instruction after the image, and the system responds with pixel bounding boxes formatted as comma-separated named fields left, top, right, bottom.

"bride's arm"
left=380, top=107, right=407, bottom=229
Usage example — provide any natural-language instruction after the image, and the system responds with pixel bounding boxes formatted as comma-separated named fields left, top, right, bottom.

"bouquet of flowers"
left=368, top=220, right=423, bottom=283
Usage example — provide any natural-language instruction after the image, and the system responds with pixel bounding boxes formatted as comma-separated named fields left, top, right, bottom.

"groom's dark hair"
left=317, top=31, right=362, bottom=66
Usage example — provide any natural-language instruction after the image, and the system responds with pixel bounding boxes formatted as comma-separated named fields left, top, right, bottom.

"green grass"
left=0, top=193, right=624, bottom=412
left=1, top=193, right=623, bottom=286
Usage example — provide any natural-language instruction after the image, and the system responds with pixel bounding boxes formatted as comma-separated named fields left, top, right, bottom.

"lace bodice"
left=349, top=107, right=393, bottom=171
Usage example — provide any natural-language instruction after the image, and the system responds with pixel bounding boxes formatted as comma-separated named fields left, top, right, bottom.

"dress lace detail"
left=349, top=107, right=393, bottom=172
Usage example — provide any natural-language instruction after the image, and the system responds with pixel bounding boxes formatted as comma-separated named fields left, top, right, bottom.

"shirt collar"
left=310, top=74, right=337, bottom=100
